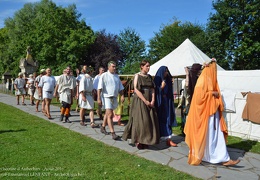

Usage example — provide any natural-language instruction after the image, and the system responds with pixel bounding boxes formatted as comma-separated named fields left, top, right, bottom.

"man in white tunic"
left=34, top=69, right=46, bottom=112
left=78, top=67, right=99, bottom=127
left=54, top=66, right=76, bottom=123
left=27, top=74, right=35, bottom=105
left=75, top=65, right=87, bottom=112
left=14, top=72, right=26, bottom=105
left=97, top=61, right=125, bottom=140
left=93, top=66, right=105, bottom=119
left=38, top=68, right=56, bottom=120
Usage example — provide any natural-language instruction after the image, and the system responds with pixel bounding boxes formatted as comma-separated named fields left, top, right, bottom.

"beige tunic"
left=57, top=74, right=76, bottom=104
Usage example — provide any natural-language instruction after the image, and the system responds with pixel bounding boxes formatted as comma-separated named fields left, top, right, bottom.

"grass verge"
left=0, top=102, right=199, bottom=180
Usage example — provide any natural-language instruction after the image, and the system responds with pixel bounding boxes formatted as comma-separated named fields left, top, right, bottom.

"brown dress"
left=122, top=74, right=160, bottom=145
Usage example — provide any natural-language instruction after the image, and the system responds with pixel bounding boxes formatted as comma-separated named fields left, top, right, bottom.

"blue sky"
left=0, top=0, right=214, bottom=44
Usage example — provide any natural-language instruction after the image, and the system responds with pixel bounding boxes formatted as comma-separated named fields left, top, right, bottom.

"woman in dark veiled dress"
left=122, top=60, right=160, bottom=149
left=154, top=66, right=177, bottom=147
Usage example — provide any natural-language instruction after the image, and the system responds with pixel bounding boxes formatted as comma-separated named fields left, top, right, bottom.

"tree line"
left=0, top=0, right=259, bottom=77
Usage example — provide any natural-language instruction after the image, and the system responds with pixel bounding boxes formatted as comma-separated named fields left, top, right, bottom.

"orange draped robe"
left=184, top=62, right=228, bottom=165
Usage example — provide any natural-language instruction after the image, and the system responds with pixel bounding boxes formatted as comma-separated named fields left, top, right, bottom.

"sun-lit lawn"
left=0, top=102, right=199, bottom=180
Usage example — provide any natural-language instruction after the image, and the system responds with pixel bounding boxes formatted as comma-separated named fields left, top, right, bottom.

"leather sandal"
left=222, top=159, right=240, bottom=166
left=111, top=132, right=120, bottom=140
left=90, top=122, right=99, bottom=128
left=166, top=139, right=177, bottom=147
left=80, top=120, right=86, bottom=126
left=100, top=126, right=109, bottom=135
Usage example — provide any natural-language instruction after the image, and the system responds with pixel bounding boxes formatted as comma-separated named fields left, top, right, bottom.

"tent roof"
left=149, top=38, right=224, bottom=77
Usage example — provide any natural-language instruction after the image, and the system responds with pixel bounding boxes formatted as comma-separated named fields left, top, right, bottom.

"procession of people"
left=11, top=58, right=240, bottom=167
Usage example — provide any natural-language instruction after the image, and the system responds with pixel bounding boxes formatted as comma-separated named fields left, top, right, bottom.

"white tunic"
left=78, top=74, right=94, bottom=109
left=97, top=71, right=124, bottom=98
left=34, top=75, right=42, bottom=100
left=56, top=74, right=76, bottom=104
left=202, top=111, right=230, bottom=164
left=14, top=78, right=26, bottom=95
left=27, top=78, right=35, bottom=96
left=93, top=74, right=101, bottom=90
left=38, top=75, right=56, bottom=99
left=14, top=78, right=25, bottom=89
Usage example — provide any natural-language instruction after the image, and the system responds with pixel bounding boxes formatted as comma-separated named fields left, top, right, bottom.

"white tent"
left=149, top=38, right=224, bottom=77
left=218, top=70, right=260, bottom=141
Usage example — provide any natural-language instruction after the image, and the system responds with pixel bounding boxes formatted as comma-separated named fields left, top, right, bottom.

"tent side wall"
left=218, top=70, right=260, bottom=141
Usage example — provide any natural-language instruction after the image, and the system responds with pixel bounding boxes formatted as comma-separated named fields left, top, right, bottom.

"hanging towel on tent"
left=221, top=89, right=236, bottom=112
left=242, top=92, right=260, bottom=124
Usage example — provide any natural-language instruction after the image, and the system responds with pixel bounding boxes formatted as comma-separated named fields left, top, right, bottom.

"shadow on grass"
left=0, top=129, right=26, bottom=134
left=227, top=139, right=258, bottom=152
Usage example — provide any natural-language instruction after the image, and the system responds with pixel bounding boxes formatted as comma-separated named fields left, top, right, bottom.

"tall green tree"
left=0, top=28, right=10, bottom=76
left=148, top=19, right=209, bottom=65
left=207, top=0, right=260, bottom=70
left=117, top=28, right=146, bottom=74
left=86, top=29, right=123, bottom=74
left=3, top=0, right=95, bottom=76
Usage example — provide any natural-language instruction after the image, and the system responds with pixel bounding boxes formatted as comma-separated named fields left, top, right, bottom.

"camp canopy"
left=149, top=38, right=224, bottom=77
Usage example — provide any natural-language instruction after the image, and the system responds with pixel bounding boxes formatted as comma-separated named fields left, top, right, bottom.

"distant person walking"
left=113, top=93, right=125, bottom=126
left=93, top=66, right=105, bottom=120
left=97, top=61, right=124, bottom=140
left=75, top=65, right=87, bottom=112
left=54, top=66, right=76, bottom=123
left=14, top=72, right=26, bottom=105
left=38, top=68, right=56, bottom=119
left=78, top=67, right=99, bottom=127
left=27, top=74, right=35, bottom=105
left=179, top=63, right=202, bottom=135
left=34, top=69, right=46, bottom=112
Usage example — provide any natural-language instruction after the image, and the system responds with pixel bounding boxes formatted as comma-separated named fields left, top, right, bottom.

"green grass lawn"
left=0, top=102, right=199, bottom=180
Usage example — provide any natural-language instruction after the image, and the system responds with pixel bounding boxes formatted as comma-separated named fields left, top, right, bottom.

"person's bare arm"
left=54, top=84, right=59, bottom=97
left=38, top=87, right=42, bottom=97
left=97, top=89, right=102, bottom=106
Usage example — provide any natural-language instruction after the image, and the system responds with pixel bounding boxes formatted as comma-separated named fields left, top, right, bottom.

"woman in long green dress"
left=122, top=60, right=160, bottom=149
